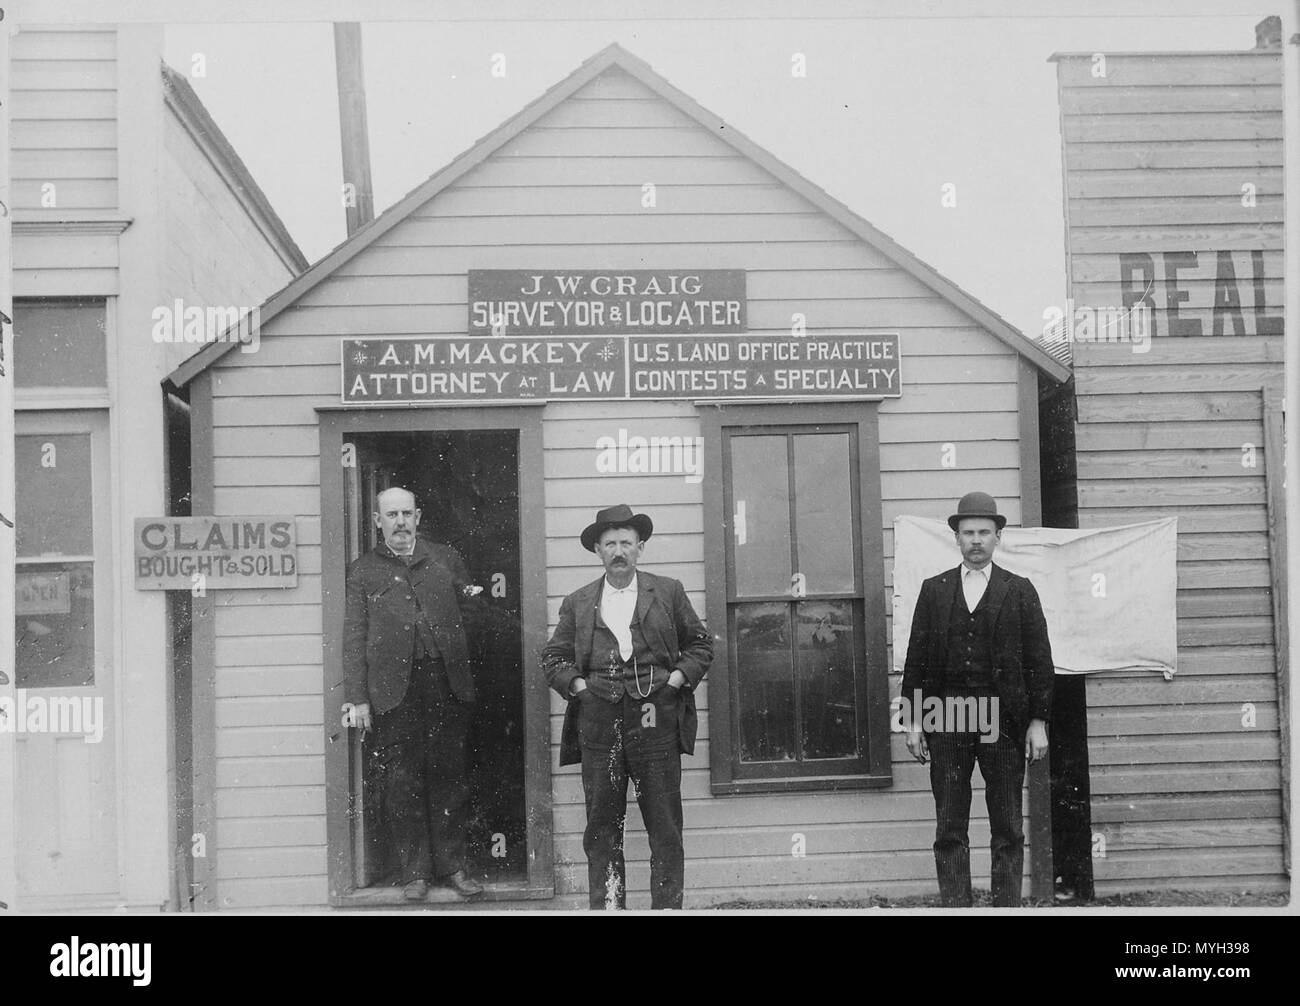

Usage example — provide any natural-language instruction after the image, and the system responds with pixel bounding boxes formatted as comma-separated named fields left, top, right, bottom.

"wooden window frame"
left=701, top=401, right=891, bottom=795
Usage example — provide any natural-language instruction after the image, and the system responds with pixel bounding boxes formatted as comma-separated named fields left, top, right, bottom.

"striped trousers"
left=926, top=701, right=1026, bottom=907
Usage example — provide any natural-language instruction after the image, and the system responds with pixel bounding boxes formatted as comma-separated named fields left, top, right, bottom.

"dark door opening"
left=343, top=429, right=527, bottom=890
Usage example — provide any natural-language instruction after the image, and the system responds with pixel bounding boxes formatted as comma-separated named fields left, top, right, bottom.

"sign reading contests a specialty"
left=134, top=517, right=298, bottom=589
left=342, top=333, right=901, bottom=404
left=468, top=270, right=746, bottom=335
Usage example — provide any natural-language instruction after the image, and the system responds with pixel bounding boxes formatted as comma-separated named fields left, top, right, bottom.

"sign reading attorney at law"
left=468, top=270, right=746, bottom=335
left=134, top=517, right=298, bottom=589
left=341, top=332, right=901, bottom=404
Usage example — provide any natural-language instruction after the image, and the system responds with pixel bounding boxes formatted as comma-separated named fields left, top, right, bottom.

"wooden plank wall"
left=206, top=67, right=1030, bottom=908
left=1057, top=51, right=1287, bottom=894
left=9, top=26, right=117, bottom=212
left=160, top=105, right=300, bottom=375
left=9, top=27, right=119, bottom=297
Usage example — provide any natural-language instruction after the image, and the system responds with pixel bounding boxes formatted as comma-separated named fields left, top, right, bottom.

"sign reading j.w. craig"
left=468, top=270, right=746, bottom=335
left=134, top=517, right=298, bottom=589
left=342, top=333, right=901, bottom=404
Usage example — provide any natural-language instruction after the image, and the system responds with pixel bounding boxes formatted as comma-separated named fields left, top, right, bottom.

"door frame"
left=10, top=409, right=118, bottom=905
left=318, top=405, right=553, bottom=904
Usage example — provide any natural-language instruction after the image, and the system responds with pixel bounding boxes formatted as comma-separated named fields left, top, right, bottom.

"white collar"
left=604, top=573, right=638, bottom=595
left=962, top=563, right=991, bottom=578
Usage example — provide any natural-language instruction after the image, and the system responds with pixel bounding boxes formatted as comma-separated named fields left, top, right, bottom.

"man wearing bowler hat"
left=542, top=504, right=713, bottom=909
left=901, top=491, right=1054, bottom=907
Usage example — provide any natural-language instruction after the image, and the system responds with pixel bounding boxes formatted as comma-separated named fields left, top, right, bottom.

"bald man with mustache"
left=343, top=487, right=484, bottom=901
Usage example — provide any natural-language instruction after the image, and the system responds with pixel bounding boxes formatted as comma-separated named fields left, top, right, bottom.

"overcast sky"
left=163, top=10, right=1262, bottom=340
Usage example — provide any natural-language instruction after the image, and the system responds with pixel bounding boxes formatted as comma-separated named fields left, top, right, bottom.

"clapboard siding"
left=203, top=65, right=1034, bottom=908
left=1056, top=50, right=1285, bottom=897
left=160, top=106, right=300, bottom=374
left=9, top=28, right=120, bottom=295
left=9, top=29, right=117, bottom=211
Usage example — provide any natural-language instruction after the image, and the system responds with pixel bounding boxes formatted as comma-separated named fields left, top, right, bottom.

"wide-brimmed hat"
left=580, top=504, right=654, bottom=552
left=947, top=491, right=1007, bottom=531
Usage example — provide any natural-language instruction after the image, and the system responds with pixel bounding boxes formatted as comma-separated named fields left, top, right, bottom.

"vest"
left=944, top=576, right=995, bottom=692
left=585, top=609, right=670, bottom=701
left=398, top=554, right=444, bottom=665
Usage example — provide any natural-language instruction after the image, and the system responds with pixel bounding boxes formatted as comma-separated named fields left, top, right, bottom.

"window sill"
left=710, top=772, right=894, bottom=796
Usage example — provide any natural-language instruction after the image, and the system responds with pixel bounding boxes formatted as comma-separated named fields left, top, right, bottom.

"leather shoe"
left=402, top=879, right=429, bottom=902
left=441, top=870, right=484, bottom=898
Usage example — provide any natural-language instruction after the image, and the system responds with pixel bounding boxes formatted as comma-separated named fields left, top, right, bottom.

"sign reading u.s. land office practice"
left=134, top=517, right=298, bottom=589
left=468, top=270, right=746, bottom=335
left=342, top=333, right=901, bottom=404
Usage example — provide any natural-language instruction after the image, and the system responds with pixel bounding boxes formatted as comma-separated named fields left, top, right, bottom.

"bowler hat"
left=580, top=504, right=654, bottom=552
left=947, top=491, right=1007, bottom=531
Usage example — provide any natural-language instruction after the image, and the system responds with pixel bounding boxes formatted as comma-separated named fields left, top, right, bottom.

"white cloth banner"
left=892, top=516, right=1178, bottom=678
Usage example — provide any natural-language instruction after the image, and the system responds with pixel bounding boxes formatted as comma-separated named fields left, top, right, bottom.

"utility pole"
left=334, top=23, right=375, bottom=236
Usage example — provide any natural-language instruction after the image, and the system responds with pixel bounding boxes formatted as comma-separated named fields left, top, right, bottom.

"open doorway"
left=344, top=429, right=527, bottom=890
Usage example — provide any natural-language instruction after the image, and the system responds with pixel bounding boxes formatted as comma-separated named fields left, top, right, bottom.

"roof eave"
left=161, top=63, right=309, bottom=276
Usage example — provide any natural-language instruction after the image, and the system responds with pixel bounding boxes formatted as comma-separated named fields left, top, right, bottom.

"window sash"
left=701, top=402, right=891, bottom=792
left=721, top=423, right=864, bottom=603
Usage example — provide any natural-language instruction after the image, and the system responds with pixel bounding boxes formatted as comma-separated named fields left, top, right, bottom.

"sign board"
left=134, top=517, right=298, bottom=589
left=468, top=270, right=746, bottom=335
left=16, top=571, right=71, bottom=615
left=342, top=332, right=901, bottom=404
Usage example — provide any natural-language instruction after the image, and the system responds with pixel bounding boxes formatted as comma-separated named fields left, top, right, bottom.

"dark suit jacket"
left=900, top=562, right=1054, bottom=735
left=343, top=539, right=477, bottom=712
left=542, top=570, right=713, bottom=766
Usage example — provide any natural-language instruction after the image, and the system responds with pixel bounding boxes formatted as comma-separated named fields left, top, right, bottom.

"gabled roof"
left=169, top=42, right=1070, bottom=388
left=162, top=63, right=309, bottom=276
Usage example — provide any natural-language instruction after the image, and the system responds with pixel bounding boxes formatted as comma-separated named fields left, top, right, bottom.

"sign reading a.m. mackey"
left=134, top=517, right=298, bottom=589
left=342, top=332, right=902, bottom=404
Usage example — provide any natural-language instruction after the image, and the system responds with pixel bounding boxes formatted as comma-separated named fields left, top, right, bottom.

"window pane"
left=793, top=432, right=855, bottom=594
left=796, top=599, right=859, bottom=759
left=14, top=300, right=108, bottom=388
left=15, top=434, right=94, bottom=557
left=734, top=602, right=795, bottom=762
left=730, top=435, right=791, bottom=596
left=16, top=562, right=95, bottom=687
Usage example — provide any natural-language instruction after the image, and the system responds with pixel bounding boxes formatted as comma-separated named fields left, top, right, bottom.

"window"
left=14, top=432, right=98, bottom=687
left=13, top=298, right=108, bottom=389
left=701, top=403, right=890, bottom=792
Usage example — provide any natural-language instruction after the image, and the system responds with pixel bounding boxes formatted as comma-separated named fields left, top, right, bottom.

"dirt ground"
left=709, top=889, right=1291, bottom=910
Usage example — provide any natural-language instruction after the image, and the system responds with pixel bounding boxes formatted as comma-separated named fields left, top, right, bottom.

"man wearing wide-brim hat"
left=900, top=491, right=1054, bottom=907
left=542, top=504, right=713, bottom=909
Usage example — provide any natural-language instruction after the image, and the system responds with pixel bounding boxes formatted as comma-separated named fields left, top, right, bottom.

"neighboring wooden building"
left=169, top=44, right=1070, bottom=910
left=4, top=23, right=305, bottom=910
left=1044, top=31, right=1288, bottom=895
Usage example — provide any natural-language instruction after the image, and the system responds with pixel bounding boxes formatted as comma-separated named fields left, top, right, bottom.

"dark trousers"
left=371, top=658, right=472, bottom=883
left=578, top=685, right=684, bottom=910
left=927, top=699, right=1026, bottom=907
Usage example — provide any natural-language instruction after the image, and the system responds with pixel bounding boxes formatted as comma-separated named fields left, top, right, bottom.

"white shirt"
left=962, top=563, right=990, bottom=611
left=600, top=573, right=639, bottom=661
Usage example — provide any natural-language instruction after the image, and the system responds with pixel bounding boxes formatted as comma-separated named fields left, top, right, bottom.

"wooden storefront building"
left=2, top=23, right=305, bottom=911
left=1042, top=26, right=1289, bottom=896
left=167, top=44, right=1076, bottom=909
